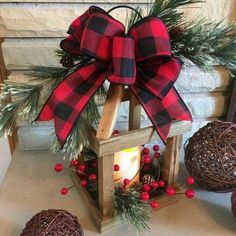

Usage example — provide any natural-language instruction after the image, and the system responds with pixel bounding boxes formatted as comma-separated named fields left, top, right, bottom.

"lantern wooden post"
left=163, top=134, right=183, bottom=187
left=98, top=154, right=114, bottom=216
left=96, top=84, right=124, bottom=217
left=129, top=93, right=141, bottom=131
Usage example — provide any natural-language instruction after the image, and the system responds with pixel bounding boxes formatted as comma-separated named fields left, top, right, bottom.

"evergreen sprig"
left=114, top=185, right=151, bottom=232
left=127, top=7, right=143, bottom=31
left=27, top=66, right=69, bottom=99
left=0, top=82, right=42, bottom=136
left=148, top=0, right=202, bottom=28
left=172, top=20, right=236, bottom=70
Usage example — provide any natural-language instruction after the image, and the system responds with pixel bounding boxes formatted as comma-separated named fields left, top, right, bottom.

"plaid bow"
left=37, top=6, right=192, bottom=145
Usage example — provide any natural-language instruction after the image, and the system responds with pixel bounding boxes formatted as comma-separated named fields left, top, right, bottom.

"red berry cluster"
left=54, top=158, right=99, bottom=195
left=139, top=178, right=165, bottom=209
left=142, top=145, right=161, bottom=165
left=139, top=176, right=195, bottom=210
left=77, top=160, right=97, bottom=190
left=164, top=176, right=195, bottom=199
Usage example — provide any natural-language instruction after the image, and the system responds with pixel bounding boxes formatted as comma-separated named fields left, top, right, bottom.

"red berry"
left=158, top=180, right=165, bottom=187
left=140, top=192, right=150, bottom=201
left=143, top=156, right=151, bottom=164
left=123, top=178, right=130, bottom=186
left=78, top=164, right=86, bottom=173
left=114, top=164, right=120, bottom=171
left=166, top=187, right=175, bottom=196
left=142, top=148, right=150, bottom=155
left=185, top=189, right=195, bottom=199
left=112, top=130, right=120, bottom=135
left=92, top=160, right=98, bottom=169
left=153, top=145, right=160, bottom=151
left=54, top=163, right=64, bottom=172
left=60, top=187, right=69, bottom=195
left=154, top=152, right=161, bottom=159
left=89, top=174, right=97, bottom=181
left=151, top=181, right=159, bottom=189
left=150, top=200, right=159, bottom=209
left=186, top=177, right=195, bottom=185
left=70, top=159, right=78, bottom=166
left=80, top=179, right=88, bottom=187
left=143, top=184, right=151, bottom=192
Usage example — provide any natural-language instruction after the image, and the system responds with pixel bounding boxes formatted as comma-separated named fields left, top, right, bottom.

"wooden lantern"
left=70, top=84, right=192, bottom=232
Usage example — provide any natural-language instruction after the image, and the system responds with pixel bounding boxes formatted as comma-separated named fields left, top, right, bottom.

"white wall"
left=0, top=138, right=12, bottom=186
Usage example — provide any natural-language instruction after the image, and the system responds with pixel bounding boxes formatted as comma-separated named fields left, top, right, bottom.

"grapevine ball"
left=185, top=121, right=236, bottom=192
left=20, top=209, right=84, bottom=236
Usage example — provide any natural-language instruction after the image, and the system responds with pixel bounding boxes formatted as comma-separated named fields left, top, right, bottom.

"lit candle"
left=114, top=146, right=141, bottom=184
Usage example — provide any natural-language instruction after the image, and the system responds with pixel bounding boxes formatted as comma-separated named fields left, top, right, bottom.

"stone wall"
left=0, top=0, right=235, bottom=150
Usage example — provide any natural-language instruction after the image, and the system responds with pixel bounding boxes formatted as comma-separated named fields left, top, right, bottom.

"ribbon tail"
left=130, top=85, right=192, bottom=144
left=37, top=62, right=107, bottom=146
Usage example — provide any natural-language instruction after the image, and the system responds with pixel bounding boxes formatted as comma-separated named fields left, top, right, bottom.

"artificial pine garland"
left=0, top=0, right=236, bottom=156
left=114, top=184, right=151, bottom=232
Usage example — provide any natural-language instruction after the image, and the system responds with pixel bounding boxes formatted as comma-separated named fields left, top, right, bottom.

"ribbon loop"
left=80, top=13, right=124, bottom=61
left=108, top=35, right=136, bottom=85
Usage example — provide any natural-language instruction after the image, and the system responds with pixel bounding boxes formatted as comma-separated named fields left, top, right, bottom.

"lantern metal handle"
left=107, top=5, right=143, bottom=20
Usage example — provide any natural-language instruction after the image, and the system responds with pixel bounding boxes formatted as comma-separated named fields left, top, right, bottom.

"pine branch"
left=148, top=0, right=202, bottom=28
left=114, top=185, right=151, bottom=232
left=171, top=20, right=236, bottom=70
left=0, top=82, right=42, bottom=136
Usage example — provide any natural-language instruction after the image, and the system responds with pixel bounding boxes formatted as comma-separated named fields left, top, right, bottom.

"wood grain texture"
left=129, top=93, right=141, bottom=131
left=70, top=169, right=182, bottom=232
left=70, top=170, right=122, bottom=232
left=96, top=84, right=124, bottom=140
left=98, top=154, right=115, bottom=217
left=163, top=135, right=183, bottom=187
left=92, top=121, right=192, bottom=156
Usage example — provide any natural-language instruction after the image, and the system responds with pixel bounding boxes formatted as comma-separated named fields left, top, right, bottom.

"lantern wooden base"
left=71, top=120, right=191, bottom=232
left=70, top=170, right=182, bottom=233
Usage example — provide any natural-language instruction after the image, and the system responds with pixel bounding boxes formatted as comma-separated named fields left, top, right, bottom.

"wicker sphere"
left=231, top=191, right=236, bottom=217
left=20, top=209, right=84, bottom=236
left=185, top=121, right=236, bottom=192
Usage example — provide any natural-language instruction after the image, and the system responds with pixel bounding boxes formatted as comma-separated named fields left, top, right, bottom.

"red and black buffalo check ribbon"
left=37, top=6, right=192, bottom=145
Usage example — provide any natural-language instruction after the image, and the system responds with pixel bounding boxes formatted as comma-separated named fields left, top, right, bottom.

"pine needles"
left=172, top=20, right=236, bottom=70
left=0, top=82, right=42, bottom=136
left=114, top=185, right=151, bottom=232
left=148, top=0, right=202, bottom=28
